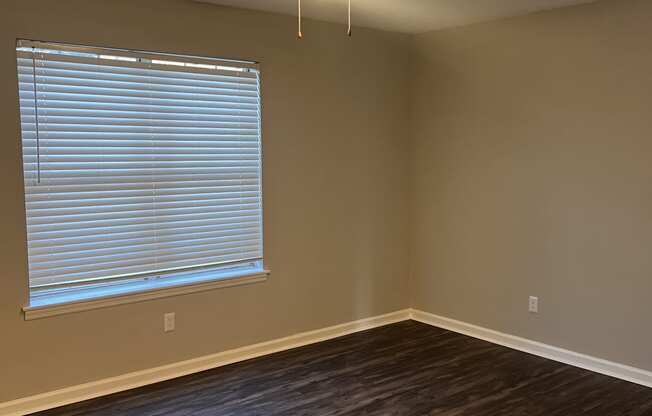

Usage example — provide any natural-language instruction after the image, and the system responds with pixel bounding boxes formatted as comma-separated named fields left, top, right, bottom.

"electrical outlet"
left=528, top=296, right=539, bottom=313
left=164, top=312, right=175, bottom=332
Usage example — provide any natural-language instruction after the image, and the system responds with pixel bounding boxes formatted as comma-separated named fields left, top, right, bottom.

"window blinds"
left=17, top=40, right=263, bottom=292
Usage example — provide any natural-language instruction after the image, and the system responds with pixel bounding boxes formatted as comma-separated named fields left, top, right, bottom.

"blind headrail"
left=17, top=39, right=260, bottom=72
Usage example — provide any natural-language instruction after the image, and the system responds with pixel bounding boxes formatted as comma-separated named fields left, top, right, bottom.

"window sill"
left=23, top=268, right=271, bottom=321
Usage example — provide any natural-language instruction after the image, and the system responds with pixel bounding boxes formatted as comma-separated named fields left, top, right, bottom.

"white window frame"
left=16, top=40, right=269, bottom=320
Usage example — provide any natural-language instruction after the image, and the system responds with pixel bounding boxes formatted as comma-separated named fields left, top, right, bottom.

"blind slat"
left=19, top=99, right=259, bottom=113
left=30, top=251, right=263, bottom=287
left=30, top=227, right=261, bottom=253
left=30, top=239, right=262, bottom=270
left=29, top=218, right=261, bottom=244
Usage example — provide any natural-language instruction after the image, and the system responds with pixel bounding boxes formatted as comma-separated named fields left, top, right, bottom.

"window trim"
left=23, top=267, right=271, bottom=320
left=17, top=40, right=267, bottom=319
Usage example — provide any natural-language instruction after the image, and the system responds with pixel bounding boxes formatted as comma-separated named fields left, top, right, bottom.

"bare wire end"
left=297, top=0, right=303, bottom=40
left=347, top=0, right=352, bottom=37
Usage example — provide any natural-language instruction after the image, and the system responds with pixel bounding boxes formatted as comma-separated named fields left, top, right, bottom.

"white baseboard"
left=410, top=308, right=652, bottom=389
left=4, top=308, right=650, bottom=415
left=0, top=309, right=411, bottom=416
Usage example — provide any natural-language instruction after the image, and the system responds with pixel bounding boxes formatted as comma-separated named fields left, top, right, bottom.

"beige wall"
left=4, top=0, right=652, bottom=405
left=0, top=0, right=411, bottom=402
left=410, top=0, right=652, bottom=372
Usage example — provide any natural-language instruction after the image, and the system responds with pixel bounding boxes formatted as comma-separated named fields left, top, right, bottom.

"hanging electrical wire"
left=347, top=0, right=352, bottom=37
left=298, top=0, right=303, bottom=39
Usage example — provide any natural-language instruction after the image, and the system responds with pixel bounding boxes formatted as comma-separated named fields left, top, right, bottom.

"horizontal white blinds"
left=17, top=40, right=263, bottom=289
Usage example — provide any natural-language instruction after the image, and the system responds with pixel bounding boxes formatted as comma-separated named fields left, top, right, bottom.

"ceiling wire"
left=348, top=0, right=352, bottom=36
left=298, top=0, right=303, bottom=39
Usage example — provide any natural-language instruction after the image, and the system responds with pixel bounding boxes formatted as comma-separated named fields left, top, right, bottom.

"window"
left=17, top=40, right=266, bottom=312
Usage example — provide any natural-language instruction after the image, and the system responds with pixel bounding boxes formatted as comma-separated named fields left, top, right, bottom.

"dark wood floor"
left=33, top=320, right=652, bottom=416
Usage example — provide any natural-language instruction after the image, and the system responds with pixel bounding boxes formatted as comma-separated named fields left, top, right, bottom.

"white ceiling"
left=195, top=0, right=598, bottom=34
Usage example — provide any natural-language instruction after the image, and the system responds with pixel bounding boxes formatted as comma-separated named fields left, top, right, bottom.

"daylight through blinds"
left=17, top=40, right=263, bottom=290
